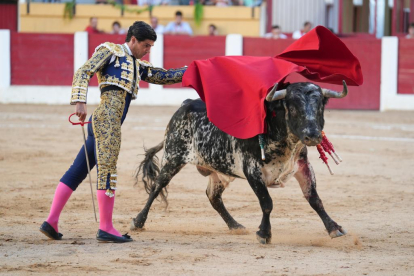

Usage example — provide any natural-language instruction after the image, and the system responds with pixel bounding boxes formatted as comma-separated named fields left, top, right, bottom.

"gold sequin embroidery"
left=92, top=89, right=127, bottom=191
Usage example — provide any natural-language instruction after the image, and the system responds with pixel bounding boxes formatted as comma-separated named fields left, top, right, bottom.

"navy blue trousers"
left=61, top=92, right=132, bottom=191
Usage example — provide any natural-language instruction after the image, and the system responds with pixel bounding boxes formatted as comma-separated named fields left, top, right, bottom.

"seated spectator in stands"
left=199, top=0, right=216, bottom=5
left=406, top=22, right=414, bottom=39
left=215, top=0, right=230, bottom=6
left=138, top=0, right=169, bottom=5
left=110, top=21, right=126, bottom=35
left=241, top=0, right=261, bottom=6
left=208, top=24, right=218, bottom=36
left=151, top=16, right=165, bottom=34
left=85, top=17, right=104, bottom=34
left=164, top=11, right=193, bottom=35
left=95, top=0, right=108, bottom=4
left=264, top=25, right=287, bottom=39
left=292, top=21, right=312, bottom=39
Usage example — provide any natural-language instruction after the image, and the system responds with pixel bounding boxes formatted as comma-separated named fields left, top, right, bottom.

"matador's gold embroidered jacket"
left=70, top=42, right=187, bottom=104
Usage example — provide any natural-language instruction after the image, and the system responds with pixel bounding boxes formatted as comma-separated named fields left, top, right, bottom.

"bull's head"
left=265, top=80, right=348, bottom=146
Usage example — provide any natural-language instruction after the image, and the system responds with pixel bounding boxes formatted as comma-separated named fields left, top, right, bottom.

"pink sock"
left=46, top=182, right=73, bottom=232
left=97, top=190, right=121, bottom=237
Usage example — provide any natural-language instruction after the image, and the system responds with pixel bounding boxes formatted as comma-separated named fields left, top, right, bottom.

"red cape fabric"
left=182, top=26, right=363, bottom=139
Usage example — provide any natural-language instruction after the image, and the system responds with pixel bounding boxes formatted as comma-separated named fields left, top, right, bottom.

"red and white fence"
left=0, top=30, right=413, bottom=110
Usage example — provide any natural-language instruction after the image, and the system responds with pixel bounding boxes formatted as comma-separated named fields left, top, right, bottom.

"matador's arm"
left=139, top=61, right=187, bottom=85
left=70, top=47, right=112, bottom=105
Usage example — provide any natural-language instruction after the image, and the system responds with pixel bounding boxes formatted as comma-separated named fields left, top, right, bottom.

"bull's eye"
left=289, top=106, right=296, bottom=115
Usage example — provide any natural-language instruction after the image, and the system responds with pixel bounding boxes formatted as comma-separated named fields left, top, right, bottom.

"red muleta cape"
left=182, top=26, right=363, bottom=139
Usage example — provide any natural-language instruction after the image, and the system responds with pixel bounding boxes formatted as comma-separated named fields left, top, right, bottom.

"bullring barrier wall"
left=0, top=30, right=413, bottom=110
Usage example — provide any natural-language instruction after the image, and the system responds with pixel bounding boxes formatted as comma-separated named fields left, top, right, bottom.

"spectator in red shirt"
left=85, top=17, right=104, bottom=34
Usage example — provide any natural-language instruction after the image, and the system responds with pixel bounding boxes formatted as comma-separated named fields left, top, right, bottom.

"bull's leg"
left=294, top=157, right=347, bottom=238
left=244, top=168, right=273, bottom=244
left=132, top=161, right=185, bottom=229
left=206, top=173, right=245, bottom=230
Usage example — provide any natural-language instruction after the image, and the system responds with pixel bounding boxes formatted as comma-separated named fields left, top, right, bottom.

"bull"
left=131, top=81, right=348, bottom=244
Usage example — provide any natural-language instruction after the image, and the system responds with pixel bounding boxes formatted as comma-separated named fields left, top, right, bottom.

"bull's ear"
left=322, top=80, right=348, bottom=98
left=266, top=83, right=287, bottom=102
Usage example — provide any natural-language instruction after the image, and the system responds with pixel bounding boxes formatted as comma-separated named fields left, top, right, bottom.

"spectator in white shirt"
left=264, top=25, right=287, bottom=39
left=138, top=0, right=169, bottom=5
left=150, top=16, right=165, bottom=34
left=164, top=11, right=193, bottom=36
left=292, top=21, right=312, bottom=39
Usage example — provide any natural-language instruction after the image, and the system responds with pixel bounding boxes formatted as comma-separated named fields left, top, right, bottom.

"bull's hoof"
left=256, top=230, right=272, bottom=244
left=228, top=222, right=246, bottom=230
left=329, top=225, right=347, bottom=238
left=130, top=217, right=145, bottom=231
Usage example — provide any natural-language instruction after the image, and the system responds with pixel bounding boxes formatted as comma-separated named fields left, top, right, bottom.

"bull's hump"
left=182, top=98, right=206, bottom=113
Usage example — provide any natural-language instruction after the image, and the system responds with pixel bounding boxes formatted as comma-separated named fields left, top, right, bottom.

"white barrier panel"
left=149, top=34, right=164, bottom=92
left=0, top=30, right=10, bottom=89
left=225, top=34, right=243, bottom=56
left=74, top=32, right=89, bottom=73
left=380, top=37, right=414, bottom=111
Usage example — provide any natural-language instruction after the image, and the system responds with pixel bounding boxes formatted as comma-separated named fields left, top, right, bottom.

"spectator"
left=264, top=25, right=287, bottom=39
left=110, top=21, right=126, bottom=35
left=292, top=21, right=312, bottom=39
left=215, top=0, right=229, bottom=6
left=241, top=0, right=258, bottom=6
left=208, top=24, right=218, bottom=36
left=406, top=22, right=414, bottom=39
left=137, top=0, right=169, bottom=5
left=164, top=11, right=193, bottom=36
left=150, top=16, right=165, bottom=34
left=85, top=17, right=104, bottom=34
left=199, top=0, right=215, bottom=5
left=95, top=0, right=108, bottom=4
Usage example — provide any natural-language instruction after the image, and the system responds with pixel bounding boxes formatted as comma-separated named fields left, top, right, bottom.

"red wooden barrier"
left=243, top=37, right=381, bottom=110
left=0, top=4, right=17, bottom=31
left=163, top=35, right=226, bottom=88
left=398, top=39, right=414, bottom=94
left=11, top=33, right=74, bottom=85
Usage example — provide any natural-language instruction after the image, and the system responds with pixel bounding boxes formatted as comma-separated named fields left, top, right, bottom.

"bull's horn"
left=266, top=83, right=287, bottom=102
left=322, top=80, right=348, bottom=98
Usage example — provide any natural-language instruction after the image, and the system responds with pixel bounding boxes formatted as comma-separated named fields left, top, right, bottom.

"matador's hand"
left=75, top=102, right=87, bottom=122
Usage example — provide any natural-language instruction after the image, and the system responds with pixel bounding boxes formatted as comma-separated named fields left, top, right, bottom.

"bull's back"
left=165, top=99, right=241, bottom=177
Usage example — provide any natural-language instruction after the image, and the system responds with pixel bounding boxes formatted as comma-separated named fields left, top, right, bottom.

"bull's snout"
left=303, top=132, right=322, bottom=146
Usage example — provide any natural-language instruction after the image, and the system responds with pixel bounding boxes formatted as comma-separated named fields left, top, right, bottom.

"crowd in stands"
left=92, top=0, right=262, bottom=7
left=84, top=10, right=414, bottom=40
left=85, top=11, right=195, bottom=35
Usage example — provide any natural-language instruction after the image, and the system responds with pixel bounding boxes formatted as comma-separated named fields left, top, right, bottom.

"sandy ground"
left=0, top=104, right=413, bottom=276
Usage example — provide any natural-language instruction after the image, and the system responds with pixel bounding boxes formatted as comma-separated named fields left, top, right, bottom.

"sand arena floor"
left=0, top=104, right=413, bottom=275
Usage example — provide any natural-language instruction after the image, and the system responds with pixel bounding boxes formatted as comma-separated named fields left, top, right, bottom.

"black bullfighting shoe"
left=39, top=221, right=63, bottom=240
left=96, top=230, right=133, bottom=243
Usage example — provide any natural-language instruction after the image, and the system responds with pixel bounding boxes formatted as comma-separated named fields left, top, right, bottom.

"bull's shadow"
left=132, top=81, right=348, bottom=244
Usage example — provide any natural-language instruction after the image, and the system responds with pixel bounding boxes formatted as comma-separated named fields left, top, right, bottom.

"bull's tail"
left=134, top=140, right=168, bottom=206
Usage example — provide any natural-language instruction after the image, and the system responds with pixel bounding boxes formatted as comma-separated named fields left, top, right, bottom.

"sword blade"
left=81, top=125, right=98, bottom=222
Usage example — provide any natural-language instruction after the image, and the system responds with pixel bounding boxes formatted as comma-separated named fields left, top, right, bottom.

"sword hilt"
left=69, top=113, right=91, bottom=126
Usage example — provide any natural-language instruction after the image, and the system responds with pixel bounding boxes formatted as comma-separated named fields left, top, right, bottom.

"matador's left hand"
left=75, top=102, right=87, bottom=122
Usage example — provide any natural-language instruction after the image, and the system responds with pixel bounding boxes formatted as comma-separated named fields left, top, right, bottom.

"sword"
left=69, top=113, right=98, bottom=222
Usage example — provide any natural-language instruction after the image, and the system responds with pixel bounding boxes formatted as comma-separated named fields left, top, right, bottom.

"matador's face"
left=130, top=37, right=154, bottom=59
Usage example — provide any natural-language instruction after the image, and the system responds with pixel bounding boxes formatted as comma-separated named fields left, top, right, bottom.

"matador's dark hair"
left=125, top=21, right=157, bottom=43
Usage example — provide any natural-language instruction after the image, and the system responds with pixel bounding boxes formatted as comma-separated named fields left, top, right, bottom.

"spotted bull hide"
left=132, top=81, right=348, bottom=244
